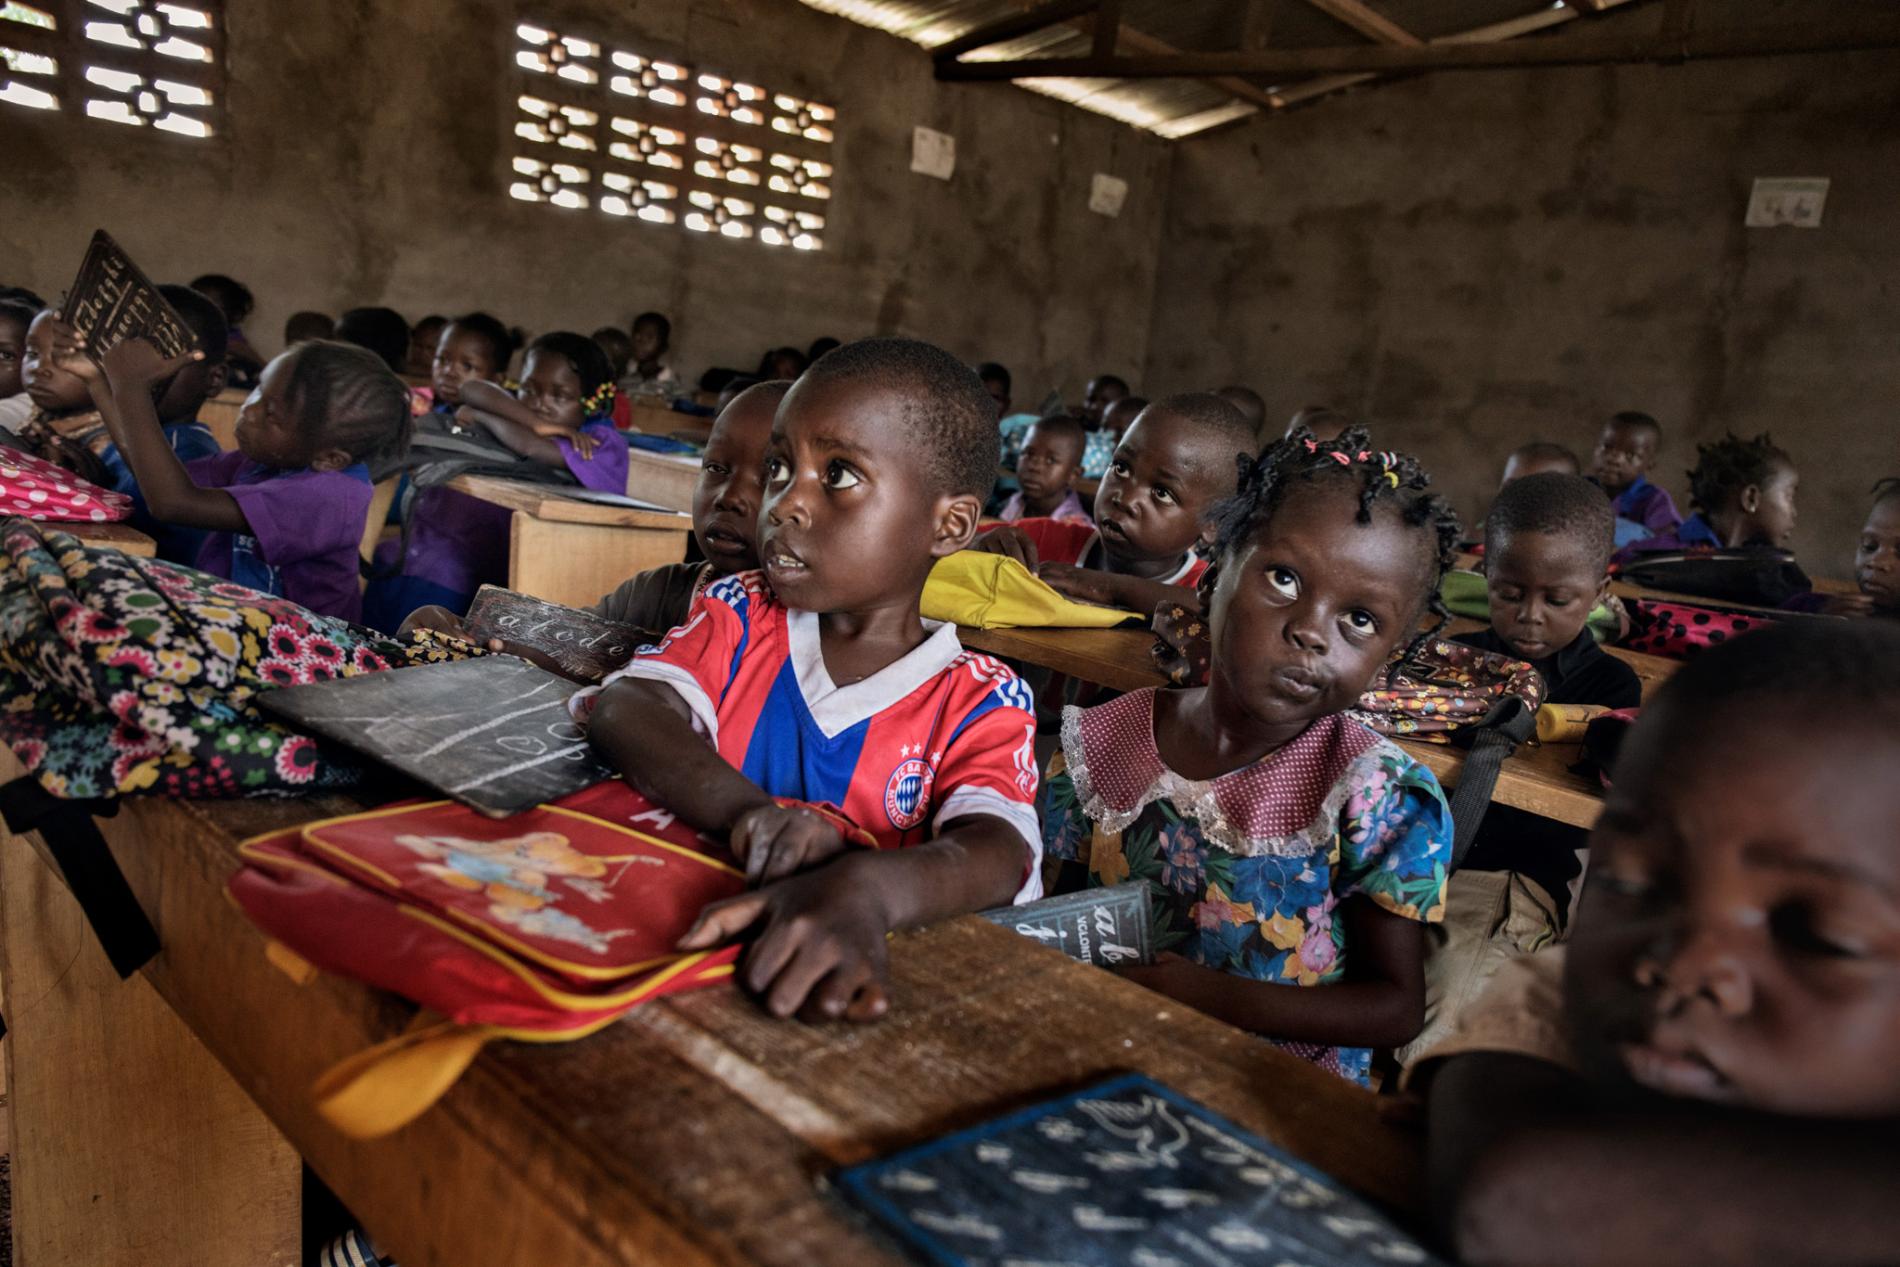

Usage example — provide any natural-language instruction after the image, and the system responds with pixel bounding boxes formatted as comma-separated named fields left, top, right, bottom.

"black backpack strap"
left=1446, top=698, right=1540, bottom=870
left=0, top=777, right=158, bottom=978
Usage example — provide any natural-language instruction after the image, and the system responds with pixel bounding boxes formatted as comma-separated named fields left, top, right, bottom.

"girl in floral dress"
left=1041, top=426, right=1463, bottom=1085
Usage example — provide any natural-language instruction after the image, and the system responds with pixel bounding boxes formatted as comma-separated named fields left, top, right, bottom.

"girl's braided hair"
left=1200, top=424, right=1463, bottom=665
left=1686, top=432, right=1789, bottom=515
left=282, top=339, right=412, bottom=465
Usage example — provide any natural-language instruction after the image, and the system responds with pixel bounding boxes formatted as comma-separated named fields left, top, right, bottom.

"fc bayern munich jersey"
left=984, top=517, right=1208, bottom=587
left=578, top=572, right=1043, bottom=902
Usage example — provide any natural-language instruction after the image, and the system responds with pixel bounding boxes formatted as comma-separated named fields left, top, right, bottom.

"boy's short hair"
left=1147, top=392, right=1257, bottom=476
left=188, top=273, right=253, bottom=324
left=284, top=310, right=335, bottom=344
left=1090, top=373, right=1129, bottom=394
left=1687, top=432, right=1791, bottom=514
left=336, top=306, right=410, bottom=374
left=1026, top=413, right=1085, bottom=459
left=1215, top=384, right=1266, bottom=428
left=1637, top=620, right=1900, bottom=755
left=1609, top=409, right=1662, bottom=439
left=157, top=283, right=229, bottom=364
left=976, top=361, right=1011, bottom=393
left=800, top=336, right=998, bottom=499
left=1508, top=441, right=1578, bottom=474
left=632, top=311, right=671, bottom=345
left=1486, top=472, right=1615, bottom=568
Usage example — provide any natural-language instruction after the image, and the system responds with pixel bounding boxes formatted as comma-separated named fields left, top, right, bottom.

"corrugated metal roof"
left=795, top=0, right=1634, bottom=138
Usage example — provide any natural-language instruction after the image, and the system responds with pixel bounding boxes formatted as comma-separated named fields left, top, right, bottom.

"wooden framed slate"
left=61, top=230, right=198, bottom=360
left=977, top=882, right=1154, bottom=968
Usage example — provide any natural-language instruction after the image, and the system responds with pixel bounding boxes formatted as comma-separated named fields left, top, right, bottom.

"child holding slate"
left=402, top=379, right=785, bottom=652
left=1040, top=426, right=1459, bottom=1085
left=365, top=331, right=629, bottom=629
left=972, top=393, right=1254, bottom=619
left=577, top=338, right=1042, bottom=1023
left=50, top=329, right=409, bottom=622
left=1422, top=620, right=1900, bottom=1267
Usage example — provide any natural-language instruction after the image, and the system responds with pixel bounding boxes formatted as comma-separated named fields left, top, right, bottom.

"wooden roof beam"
left=1070, top=12, right=1279, bottom=111
left=935, top=12, right=1900, bottom=79
left=1301, top=0, right=1422, bottom=47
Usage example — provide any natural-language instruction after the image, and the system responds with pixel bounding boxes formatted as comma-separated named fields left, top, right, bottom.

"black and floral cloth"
left=0, top=517, right=476, bottom=800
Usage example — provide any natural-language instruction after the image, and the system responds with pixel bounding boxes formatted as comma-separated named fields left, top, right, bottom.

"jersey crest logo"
left=883, top=756, right=934, bottom=830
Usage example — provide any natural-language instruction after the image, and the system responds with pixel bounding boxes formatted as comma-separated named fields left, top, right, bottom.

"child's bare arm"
left=92, top=338, right=249, bottom=532
left=1113, top=896, right=1425, bottom=1047
left=587, top=677, right=850, bottom=882
left=677, top=813, right=1027, bottom=1020
left=1429, top=1052, right=1900, bottom=1267
left=1038, top=563, right=1193, bottom=620
left=455, top=381, right=586, bottom=467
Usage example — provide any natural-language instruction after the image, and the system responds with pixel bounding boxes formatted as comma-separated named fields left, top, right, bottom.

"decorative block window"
left=509, top=19, right=833, bottom=250
left=1, top=0, right=222, bottom=135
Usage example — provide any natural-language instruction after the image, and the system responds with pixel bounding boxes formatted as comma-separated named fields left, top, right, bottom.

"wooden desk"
left=0, top=772, right=1423, bottom=1267
left=959, top=624, right=1607, bottom=829
left=63, top=519, right=156, bottom=557
left=446, top=474, right=690, bottom=609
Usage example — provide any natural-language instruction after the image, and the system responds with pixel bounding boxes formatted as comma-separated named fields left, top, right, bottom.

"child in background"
left=0, top=297, right=35, bottom=433
left=405, top=315, right=446, bottom=379
left=402, top=379, right=785, bottom=651
left=999, top=415, right=1090, bottom=525
left=757, top=345, right=808, bottom=383
left=976, top=361, right=1011, bottom=418
left=1077, top=375, right=1131, bottom=480
left=1283, top=405, right=1351, bottom=443
left=95, top=286, right=228, bottom=564
left=1612, top=431, right=1796, bottom=566
left=283, top=311, right=334, bottom=347
left=806, top=336, right=841, bottom=362
left=58, top=332, right=408, bottom=622
left=975, top=394, right=1252, bottom=618
left=335, top=307, right=410, bottom=376
left=1082, top=394, right=1146, bottom=481
left=1041, top=425, right=1459, bottom=1085
left=1214, top=384, right=1266, bottom=435
left=620, top=311, right=679, bottom=399
left=581, top=338, right=1042, bottom=1022
left=1447, top=474, right=1639, bottom=931
left=18, top=307, right=115, bottom=487
left=1590, top=410, right=1682, bottom=548
left=591, top=326, right=636, bottom=430
left=189, top=273, right=265, bottom=387
left=1422, top=620, right=1900, bottom=1267
left=365, top=332, right=627, bottom=630
left=1854, top=479, right=1900, bottom=617
left=417, top=313, right=515, bottom=417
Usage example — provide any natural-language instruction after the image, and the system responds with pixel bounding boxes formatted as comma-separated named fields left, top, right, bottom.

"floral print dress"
left=1041, top=688, right=1452, bottom=1085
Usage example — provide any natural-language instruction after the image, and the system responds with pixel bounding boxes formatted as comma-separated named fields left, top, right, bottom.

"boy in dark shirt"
left=1455, top=472, right=1640, bottom=711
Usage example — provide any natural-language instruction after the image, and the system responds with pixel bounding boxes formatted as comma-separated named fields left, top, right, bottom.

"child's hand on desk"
left=730, top=801, right=849, bottom=884
left=100, top=336, right=202, bottom=390
left=1817, top=592, right=1877, bottom=617
left=968, top=527, right=1038, bottom=569
left=1037, top=562, right=1118, bottom=606
left=676, top=856, right=892, bottom=1022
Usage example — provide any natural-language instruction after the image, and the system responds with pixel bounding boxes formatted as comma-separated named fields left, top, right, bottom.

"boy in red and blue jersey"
left=578, top=338, right=1040, bottom=1024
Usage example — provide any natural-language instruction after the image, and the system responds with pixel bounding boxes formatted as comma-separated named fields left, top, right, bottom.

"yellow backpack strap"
left=311, top=1014, right=496, bottom=1139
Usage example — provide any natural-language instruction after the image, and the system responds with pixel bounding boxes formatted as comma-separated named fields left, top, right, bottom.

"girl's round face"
left=0, top=314, right=27, bottom=398
left=1207, top=480, right=1427, bottom=730
left=22, top=311, right=92, bottom=413
left=517, top=350, right=587, bottom=432
left=432, top=326, right=500, bottom=407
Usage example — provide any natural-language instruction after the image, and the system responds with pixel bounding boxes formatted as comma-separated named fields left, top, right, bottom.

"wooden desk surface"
left=958, top=623, right=1608, bottom=829
left=5, top=786, right=1423, bottom=1267
left=64, top=519, right=157, bottom=557
left=446, top=474, right=689, bottom=529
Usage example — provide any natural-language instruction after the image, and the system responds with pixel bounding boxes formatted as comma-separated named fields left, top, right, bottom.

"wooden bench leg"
left=0, top=831, right=301, bottom=1267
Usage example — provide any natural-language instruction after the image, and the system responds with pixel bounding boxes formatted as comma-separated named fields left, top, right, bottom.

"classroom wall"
left=1144, top=47, right=1900, bottom=575
left=0, top=0, right=1169, bottom=408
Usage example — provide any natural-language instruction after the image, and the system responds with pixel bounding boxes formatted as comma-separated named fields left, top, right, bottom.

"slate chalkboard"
left=259, top=657, right=615, bottom=817
left=978, top=882, right=1154, bottom=968
left=61, top=230, right=197, bottom=360
left=465, top=585, right=653, bottom=683
left=835, top=1072, right=1443, bottom=1267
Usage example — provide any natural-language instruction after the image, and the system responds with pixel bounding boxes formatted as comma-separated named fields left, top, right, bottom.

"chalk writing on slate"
left=465, top=585, right=653, bottom=684
left=835, top=1072, right=1443, bottom=1267
left=978, top=882, right=1153, bottom=967
left=259, top=657, right=614, bottom=817
left=61, top=230, right=197, bottom=360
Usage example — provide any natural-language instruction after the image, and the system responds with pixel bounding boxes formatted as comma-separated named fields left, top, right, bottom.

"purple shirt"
left=1605, top=476, right=1683, bottom=548
left=378, top=419, right=630, bottom=602
left=1610, top=512, right=1721, bottom=568
left=185, top=451, right=372, bottom=622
